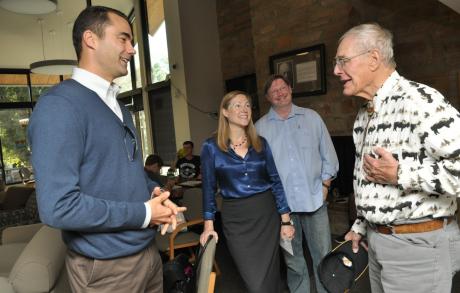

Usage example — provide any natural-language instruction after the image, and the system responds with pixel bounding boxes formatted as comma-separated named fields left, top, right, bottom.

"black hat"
left=318, top=240, right=368, bottom=293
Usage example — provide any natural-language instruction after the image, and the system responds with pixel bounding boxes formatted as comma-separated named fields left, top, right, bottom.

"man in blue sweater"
left=28, top=6, right=184, bottom=293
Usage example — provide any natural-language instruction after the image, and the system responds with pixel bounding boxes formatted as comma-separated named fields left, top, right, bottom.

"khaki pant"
left=367, top=220, right=460, bottom=293
left=66, top=243, right=162, bottom=293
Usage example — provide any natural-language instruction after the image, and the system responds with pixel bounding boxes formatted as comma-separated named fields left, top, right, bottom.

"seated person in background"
left=175, top=141, right=201, bottom=181
left=144, top=154, right=167, bottom=187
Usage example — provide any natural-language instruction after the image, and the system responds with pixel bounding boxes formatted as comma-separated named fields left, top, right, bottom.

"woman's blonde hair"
left=217, top=90, right=262, bottom=152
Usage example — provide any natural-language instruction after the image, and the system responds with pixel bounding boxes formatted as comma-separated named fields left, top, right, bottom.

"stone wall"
left=217, top=0, right=460, bottom=135
left=217, top=0, right=256, bottom=81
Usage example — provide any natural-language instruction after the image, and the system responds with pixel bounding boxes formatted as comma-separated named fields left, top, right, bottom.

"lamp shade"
left=30, top=59, right=77, bottom=75
left=0, top=0, right=57, bottom=15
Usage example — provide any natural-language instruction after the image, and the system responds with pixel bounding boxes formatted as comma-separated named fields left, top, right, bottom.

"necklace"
left=231, top=135, right=247, bottom=150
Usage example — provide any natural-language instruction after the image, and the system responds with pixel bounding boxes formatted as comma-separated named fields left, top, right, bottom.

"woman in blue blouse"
left=200, top=90, right=294, bottom=293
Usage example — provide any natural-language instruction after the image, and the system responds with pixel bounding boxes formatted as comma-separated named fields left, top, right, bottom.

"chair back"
left=196, top=236, right=217, bottom=293
left=1, top=186, right=35, bottom=211
left=19, top=168, right=32, bottom=184
left=181, top=188, right=203, bottom=221
left=24, top=192, right=39, bottom=223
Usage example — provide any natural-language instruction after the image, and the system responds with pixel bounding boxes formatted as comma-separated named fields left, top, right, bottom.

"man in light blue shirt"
left=255, top=75, right=338, bottom=293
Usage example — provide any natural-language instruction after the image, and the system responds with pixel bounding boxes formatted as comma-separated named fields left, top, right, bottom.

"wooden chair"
left=155, top=188, right=204, bottom=260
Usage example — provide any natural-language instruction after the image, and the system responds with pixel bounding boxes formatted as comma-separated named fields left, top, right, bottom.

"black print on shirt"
left=402, top=151, right=417, bottom=160
left=416, top=87, right=434, bottom=103
left=431, top=118, right=454, bottom=134
left=420, top=132, right=429, bottom=144
left=358, top=205, right=376, bottom=214
left=377, top=123, right=392, bottom=132
left=431, top=178, right=445, bottom=194
left=390, top=95, right=404, bottom=102
left=354, top=126, right=364, bottom=134
left=379, top=201, right=412, bottom=213
left=393, top=121, right=411, bottom=131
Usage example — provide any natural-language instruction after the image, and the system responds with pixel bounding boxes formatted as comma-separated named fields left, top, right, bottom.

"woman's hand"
left=200, top=220, right=218, bottom=245
left=280, top=225, right=295, bottom=240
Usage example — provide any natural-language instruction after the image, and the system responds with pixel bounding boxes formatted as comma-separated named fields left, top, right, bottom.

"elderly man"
left=334, top=23, right=460, bottom=293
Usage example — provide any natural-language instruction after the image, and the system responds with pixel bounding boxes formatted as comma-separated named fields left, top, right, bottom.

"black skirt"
left=221, top=190, right=281, bottom=293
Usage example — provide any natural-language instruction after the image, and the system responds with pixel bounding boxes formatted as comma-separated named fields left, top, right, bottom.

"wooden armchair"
left=155, top=188, right=204, bottom=260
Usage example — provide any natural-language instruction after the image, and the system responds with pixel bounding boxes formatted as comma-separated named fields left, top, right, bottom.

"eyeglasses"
left=123, top=124, right=137, bottom=162
left=228, top=102, right=251, bottom=111
left=268, top=86, right=289, bottom=96
left=333, top=50, right=370, bottom=69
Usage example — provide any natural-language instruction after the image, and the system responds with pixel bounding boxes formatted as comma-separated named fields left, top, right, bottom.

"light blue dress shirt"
left=255, top=104, right=339, bottom=212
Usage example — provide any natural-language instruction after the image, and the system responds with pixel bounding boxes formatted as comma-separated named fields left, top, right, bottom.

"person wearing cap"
left=334, top=23, right=460, bottom=293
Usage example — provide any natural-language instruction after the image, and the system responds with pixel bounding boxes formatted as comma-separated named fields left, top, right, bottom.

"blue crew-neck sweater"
left=28, top=79, right=158, bottom=259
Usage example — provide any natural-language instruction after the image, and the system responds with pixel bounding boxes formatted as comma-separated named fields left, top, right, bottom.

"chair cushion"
left=0, top=243, right=28, bottom=277
left=1, top=187, right=34, bottom=211
left=0, top=277, right=14, bottom=293
left=9, top=226, right=66, bottom=293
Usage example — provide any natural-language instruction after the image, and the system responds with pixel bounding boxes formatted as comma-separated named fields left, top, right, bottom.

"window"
left=0, top=74, right=29, bottom=103
left=113, top=61, right=134, bottom=93
left=146, top=0, right=170, bottom=83
left=137, top=110, right=152, bottom=160
left=0, top=108, right=32, bottom=184
left=0, top=72, right=33, bottom=185
left=30, top=73, right=60, bottom=101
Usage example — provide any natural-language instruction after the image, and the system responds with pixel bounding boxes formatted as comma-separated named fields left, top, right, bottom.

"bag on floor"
left=163, top=253, right=195, bottom=293
left=163, top=236, right=214, bottom=293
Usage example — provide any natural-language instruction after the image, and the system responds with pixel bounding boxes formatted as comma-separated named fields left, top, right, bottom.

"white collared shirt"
left=72, top=68, right=123, bottom=122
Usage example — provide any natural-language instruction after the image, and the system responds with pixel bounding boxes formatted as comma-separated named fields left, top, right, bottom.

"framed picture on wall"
left=269, top=44, right=327, bottom=97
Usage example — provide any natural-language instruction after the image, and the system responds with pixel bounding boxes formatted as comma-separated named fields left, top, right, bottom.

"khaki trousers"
left=367, top=220, right=460, bottom=293
left=65, top=243, right=162, bottom=293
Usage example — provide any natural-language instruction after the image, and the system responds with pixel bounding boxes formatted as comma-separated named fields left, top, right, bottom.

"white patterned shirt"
left=351, top=71, right=460, bottom=235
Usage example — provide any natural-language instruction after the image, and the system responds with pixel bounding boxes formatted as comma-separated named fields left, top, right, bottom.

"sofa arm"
left=0, top=277, right=14, bottom=293
left=9, top=226, right=66, bottom=293
left=2, top=223, right=44, bottom=245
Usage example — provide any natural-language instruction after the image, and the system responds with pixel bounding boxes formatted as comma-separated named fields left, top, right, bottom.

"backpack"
left=163, top=253, right=195, bottom=293
left=163, top=236, right=214, bottom=293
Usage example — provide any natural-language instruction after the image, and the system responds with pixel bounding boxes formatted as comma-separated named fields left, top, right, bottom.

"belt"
left=374, top=217, right=453, bottom=235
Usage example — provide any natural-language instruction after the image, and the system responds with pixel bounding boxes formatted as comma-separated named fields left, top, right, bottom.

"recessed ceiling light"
left=0, top=0, right=57, bottom=15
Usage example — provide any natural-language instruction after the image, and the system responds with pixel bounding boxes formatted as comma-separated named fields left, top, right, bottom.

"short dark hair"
left=145, top=154, right=163, bottom=167
left=263, top=74, right=292, bottom=97
left=183, top=141, right=194, bottom=148
left=72, top=6, right=129, bottom=61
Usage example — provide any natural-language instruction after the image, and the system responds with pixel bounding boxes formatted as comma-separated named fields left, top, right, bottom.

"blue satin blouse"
left=201, top=136, right=291, bottom=220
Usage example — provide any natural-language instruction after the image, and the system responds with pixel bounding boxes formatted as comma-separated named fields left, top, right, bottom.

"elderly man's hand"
left=363, top=147, right=399, bottom=185
left=344, top=230, right=368, bottom=253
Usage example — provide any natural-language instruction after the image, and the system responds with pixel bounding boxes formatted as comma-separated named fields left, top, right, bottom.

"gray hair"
left=340, top=23, right=396, bottom=68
